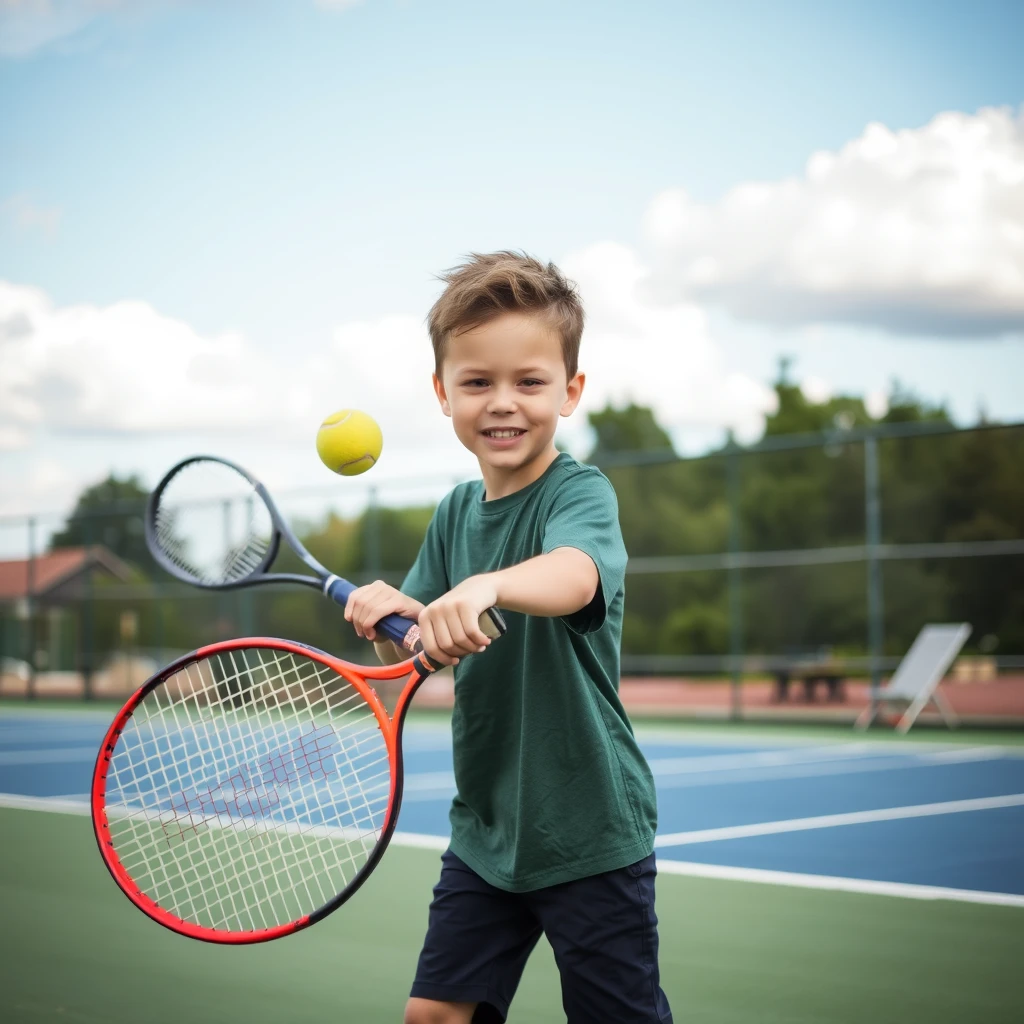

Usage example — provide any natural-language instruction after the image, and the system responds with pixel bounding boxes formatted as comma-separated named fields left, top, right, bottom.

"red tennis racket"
left=92, top=634, right=500, bottom=944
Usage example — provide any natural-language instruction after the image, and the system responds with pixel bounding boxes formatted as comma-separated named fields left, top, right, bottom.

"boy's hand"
left=419, top=575, right=499, bottom=666
left=344, top=581, right=425, bottom=642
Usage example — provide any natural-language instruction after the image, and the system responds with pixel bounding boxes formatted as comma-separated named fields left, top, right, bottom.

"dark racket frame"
left=144, top=453, right=443, bottom=652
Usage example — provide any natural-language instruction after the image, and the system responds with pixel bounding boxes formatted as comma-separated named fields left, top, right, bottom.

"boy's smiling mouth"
left=482, top=428, right=526, bottom=438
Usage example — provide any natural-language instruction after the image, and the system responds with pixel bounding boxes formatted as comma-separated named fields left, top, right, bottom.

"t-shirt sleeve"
left=542, top=469, right=627, bottom=634
left=401, top=503, right=450, bottom=606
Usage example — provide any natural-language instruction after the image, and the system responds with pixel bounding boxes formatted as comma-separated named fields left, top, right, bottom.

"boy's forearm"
left=487, top=547, right=598, bottom=618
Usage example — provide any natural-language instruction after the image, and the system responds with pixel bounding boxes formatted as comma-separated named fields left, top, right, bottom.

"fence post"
left=366, top=486, right=381, bottom=580
left=864, top=434, right=884, bottom=719
left=82, top=516, right=94, bottom=699
left=727, top=444, right=744, bottom=720
left=26, top=517, right=37, bottom=700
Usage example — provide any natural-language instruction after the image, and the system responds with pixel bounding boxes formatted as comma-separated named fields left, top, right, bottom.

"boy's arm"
left=417, top=547, right=597, bottom=664
left=490, top=547, right=598, bottom=617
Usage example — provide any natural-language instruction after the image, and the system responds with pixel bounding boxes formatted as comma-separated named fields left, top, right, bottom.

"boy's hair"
left=428, top=251, right=584, bottom=379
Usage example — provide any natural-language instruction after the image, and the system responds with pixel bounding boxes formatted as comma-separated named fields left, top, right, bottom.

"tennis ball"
left=316, top=408, right=383, bottom=476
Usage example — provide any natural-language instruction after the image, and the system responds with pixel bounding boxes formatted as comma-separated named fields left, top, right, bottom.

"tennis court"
left=1, top=704, right=1021, bottom=1023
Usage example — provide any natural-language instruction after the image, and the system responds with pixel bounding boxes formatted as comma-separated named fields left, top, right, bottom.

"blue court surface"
left=2, top=710, right=1022, bottom=904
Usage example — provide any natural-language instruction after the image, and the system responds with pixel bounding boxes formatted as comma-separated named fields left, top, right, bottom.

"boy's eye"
left=462, top=379, right=489, bottom=388
left=519, top=379, right=544, bottom=388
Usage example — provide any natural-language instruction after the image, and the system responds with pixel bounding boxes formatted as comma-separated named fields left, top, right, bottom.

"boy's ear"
left=432, top=373, right=452, bottom=417
left=560, top=371, right=585, bottom=417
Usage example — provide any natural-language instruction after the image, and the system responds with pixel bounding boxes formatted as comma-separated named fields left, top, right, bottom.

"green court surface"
left=1, top=807, right=1021, bottom=1023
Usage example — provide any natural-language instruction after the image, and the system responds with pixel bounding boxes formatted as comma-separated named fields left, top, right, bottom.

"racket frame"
left=145, top=454, right=432, bottom=651
left=145, top=454, right=333, bottom=593
left=92, top=636, right=435, bottom=944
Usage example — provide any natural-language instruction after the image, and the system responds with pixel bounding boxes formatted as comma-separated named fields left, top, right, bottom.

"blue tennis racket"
left=145, top=454, right=504, bottom=652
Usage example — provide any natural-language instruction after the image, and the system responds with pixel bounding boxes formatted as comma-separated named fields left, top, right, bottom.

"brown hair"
left=427, top=251, right=584, bottom=378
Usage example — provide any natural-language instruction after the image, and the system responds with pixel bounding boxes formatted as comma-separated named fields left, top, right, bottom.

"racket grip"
left=324, top=576, right=507, bottom=654
left=394, top=607, right=506, bottom=656
left=323, top=575, right=422, bottom=652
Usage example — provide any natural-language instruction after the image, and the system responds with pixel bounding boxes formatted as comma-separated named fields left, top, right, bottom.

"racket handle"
left=323, top=576, right=421, bottom=650
left=323, top=575, right=506, bottom=654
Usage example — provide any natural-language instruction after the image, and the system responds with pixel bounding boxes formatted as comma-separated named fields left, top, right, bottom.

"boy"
left=345, top=252, right=672, bottom=1024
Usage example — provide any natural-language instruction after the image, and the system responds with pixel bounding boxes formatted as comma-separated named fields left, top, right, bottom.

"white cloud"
left=562, top=242, right=778, bottom=444
left=0, top=282, right=288, bottom=440
left=643, top=106, right=1024, bottom=338
left=0, top=280, right=464, bottom=517
left=1, top=260, right=778, bottom=481
left=0, top=281, right=455, bottom=456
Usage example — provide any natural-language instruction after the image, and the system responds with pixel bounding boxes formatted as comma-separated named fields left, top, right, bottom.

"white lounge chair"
left=855, top=623, right=971, bottom=733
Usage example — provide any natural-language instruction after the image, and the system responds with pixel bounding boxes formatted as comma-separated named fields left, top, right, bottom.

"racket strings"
left=104, top=646, right=393, bottom=933
left=152, top=459, right=274, bottom=586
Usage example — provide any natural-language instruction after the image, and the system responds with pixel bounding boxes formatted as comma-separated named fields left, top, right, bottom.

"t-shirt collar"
left=474, top=452, right=573, bottom=516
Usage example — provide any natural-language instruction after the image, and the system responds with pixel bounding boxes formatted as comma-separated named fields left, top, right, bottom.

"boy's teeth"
left=486, top=429, right=523, bottom=438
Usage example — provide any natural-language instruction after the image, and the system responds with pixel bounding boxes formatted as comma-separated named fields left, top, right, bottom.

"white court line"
left=648, top=744, right=879, bottom=774
left=655, top=859, right=1024, bottom=908
left=404, top=771, right=456, bottom=792
left=2, top=792, right=1021, bottom=909
left=654, top=749, right=1013, bottom=790
left=650, top=744, right=1009, bottom=775
left=654, top=792, right=1024, bottom=848
left=405, top=746, right=1016, bottom=802
left=0, top=728, right=108, bottom=745
left=0, top=746, right=98, bottom=765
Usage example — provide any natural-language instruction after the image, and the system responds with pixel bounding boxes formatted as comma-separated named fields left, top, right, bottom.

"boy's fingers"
left=433, top=617, right=459, bottom=658
left=419, top=617, right=456, bottom=666
left=461, top=611, right=490, bottom=648
left=441, top=612, right=472, bottom=654
left=450, top=604, right=490, bottom=652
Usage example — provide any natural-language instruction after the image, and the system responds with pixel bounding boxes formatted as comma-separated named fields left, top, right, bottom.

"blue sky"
left=1, top=0, right=1022, bottom=527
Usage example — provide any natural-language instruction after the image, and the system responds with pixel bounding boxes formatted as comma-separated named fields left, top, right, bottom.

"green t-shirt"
left=402, top=452, right=658, bottom=892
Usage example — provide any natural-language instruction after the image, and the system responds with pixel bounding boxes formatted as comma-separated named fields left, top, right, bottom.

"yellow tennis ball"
left=316, top=409, right=383, bottom=476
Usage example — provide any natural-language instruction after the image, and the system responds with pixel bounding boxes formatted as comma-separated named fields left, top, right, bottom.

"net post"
left=366, top=486, right=381, bottom=580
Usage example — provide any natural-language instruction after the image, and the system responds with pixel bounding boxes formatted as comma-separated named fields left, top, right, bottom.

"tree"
left=50, top=474, right=152, bottom=569
left=587, top=402, right=674, bottom=460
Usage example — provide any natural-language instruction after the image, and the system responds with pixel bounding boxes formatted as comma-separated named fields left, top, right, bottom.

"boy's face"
left=433, top=312, right=584, bottom=496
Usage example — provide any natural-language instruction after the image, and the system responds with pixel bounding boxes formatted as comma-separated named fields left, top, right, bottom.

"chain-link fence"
left=2, top=420, right=1021, bottom=716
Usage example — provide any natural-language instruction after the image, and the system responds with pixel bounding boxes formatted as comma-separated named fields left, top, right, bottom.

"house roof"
left=0, top=546, right=133, bottom=601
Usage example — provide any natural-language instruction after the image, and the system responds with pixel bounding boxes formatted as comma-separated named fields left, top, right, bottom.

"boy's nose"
left=486, top=387, right=518, bottom=413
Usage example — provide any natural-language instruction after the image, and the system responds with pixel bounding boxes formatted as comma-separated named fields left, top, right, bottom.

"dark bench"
left=773, top=655, right=846, bottom=703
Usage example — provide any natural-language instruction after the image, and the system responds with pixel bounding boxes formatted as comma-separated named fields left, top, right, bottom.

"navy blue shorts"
left=410, top=849, right=673, bottom=1023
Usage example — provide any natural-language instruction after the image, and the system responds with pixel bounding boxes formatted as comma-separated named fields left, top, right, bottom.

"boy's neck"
left=480, top=444, right=562, bottom=501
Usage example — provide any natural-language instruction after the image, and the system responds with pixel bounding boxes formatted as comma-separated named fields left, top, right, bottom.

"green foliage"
left=587, top=402, right=674, bottom=459
left=57, top=386, right=1022, bottom=668
left=50, top=474, right=151, bottom=569
left=595, top=383, right=1022, bottom=661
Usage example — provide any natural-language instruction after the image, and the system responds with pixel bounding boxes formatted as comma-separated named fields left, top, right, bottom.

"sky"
left=1, top=0, right=1023, bottom=539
